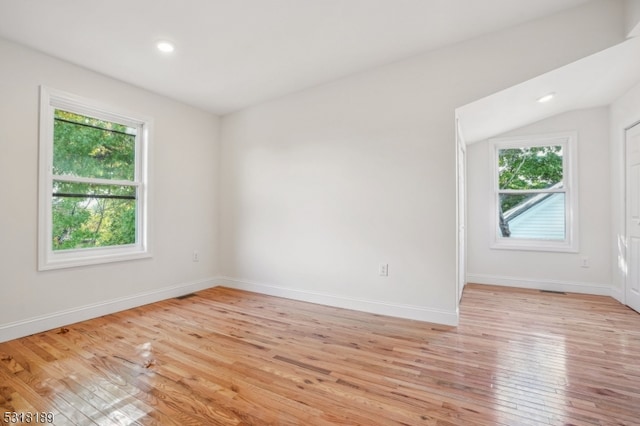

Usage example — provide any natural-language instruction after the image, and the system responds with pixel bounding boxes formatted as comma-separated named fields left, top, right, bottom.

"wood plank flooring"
left=1, top=284, right=639, bottom=425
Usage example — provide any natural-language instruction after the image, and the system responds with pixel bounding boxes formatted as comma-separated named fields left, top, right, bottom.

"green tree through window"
left=498, top=145, right=563, bottom=211
left=39, top=87, right=150, bottom=270
left=490, top=132, right=578, bottom=252
left=52, top=110, right=138, bottom=250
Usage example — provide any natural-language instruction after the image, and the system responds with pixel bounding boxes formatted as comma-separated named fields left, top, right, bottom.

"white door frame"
left=625, top=120, right=640, bottom=312
left=456, top=118, right=467, bottom=304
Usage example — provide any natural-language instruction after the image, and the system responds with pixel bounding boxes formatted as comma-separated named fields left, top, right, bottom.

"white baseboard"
left=0, top=277, right=218, bottom=343
left=217, top=276, right=459, bottom=326
left=467, top=273, right=612, bottom=296
left=610, top=285, right=625, bottom=304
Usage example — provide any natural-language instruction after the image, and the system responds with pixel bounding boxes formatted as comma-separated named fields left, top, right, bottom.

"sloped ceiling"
left=0, top=0, right=591, bottom=115
left=457, top=36, right=640, bottom=144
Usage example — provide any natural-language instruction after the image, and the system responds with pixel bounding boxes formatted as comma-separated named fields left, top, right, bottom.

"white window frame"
left=489, top=131, right=578, bottom=252
left=38, top=86, right=153, bottom=270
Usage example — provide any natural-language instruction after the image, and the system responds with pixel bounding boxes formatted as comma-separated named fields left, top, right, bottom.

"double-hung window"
left=38, top=87, right=152, bottom=270
left=489, top=132, right=578, bottom=252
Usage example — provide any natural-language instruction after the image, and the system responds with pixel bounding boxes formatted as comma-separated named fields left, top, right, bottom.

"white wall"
left=466, top=108, right=612, bottom=294
left=610, top=81, right=640, bottom=302
left=0, top=38, right=220, bottom=342
left=219, top=1, right=625, bottom=325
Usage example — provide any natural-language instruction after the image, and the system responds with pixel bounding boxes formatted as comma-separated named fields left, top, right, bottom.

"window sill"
left=491, top=238, right=578, bottom=253
left=38, top=245, right=151, bottom=271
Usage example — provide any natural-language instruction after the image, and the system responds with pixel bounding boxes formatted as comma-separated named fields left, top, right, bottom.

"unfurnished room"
left=1, top=1, right=640, bottom=425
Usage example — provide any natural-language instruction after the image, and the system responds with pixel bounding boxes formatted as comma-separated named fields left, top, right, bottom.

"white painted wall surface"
left=219, top=1, right=624, bottom=324
left=610, top=81, right=640, bottom=302
left=467, top=108, right=612, bottom=294
left=0, top=38, right=220, bottom=341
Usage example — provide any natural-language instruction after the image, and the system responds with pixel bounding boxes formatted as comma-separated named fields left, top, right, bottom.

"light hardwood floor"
left=1, top=284, right=639, bottom=425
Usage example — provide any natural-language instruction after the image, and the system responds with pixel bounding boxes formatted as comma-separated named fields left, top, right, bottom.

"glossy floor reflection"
left=1, top=284, right=639, bottom=425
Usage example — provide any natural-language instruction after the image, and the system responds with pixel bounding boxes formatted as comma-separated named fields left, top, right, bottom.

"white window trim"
left=489, top=131, right=578, bottom=253
left=38, top=86, right=153, bottom=270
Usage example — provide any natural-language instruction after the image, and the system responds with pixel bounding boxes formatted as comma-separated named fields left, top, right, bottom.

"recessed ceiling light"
left=537, top=93, right=555, bottom=103
left=156, top=41, right=175, bottom=53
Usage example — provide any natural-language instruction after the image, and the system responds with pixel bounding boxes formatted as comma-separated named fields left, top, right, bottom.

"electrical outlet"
left=379, top=263, right=388, bottom=276
left=192, top=250, right=199, bottom=262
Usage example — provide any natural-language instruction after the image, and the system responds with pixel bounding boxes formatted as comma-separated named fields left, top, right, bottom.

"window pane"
left=499, top=192, right=565, bottom=240
left=498, top=145, right=563, bottom=190
left=52, top=182, right=136, bottom=250
left=53, top=109, right=136, bottom=181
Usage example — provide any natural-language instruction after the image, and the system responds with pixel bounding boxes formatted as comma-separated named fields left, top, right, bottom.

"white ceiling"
left=0, top=0, right=592, bottom=115
left=457, top=36, right=640, bottom=144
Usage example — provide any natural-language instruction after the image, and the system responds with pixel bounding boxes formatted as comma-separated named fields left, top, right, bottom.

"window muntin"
left=39, top=87, right=151, bottom=270
left=490, top=133, right=577, bottom=252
